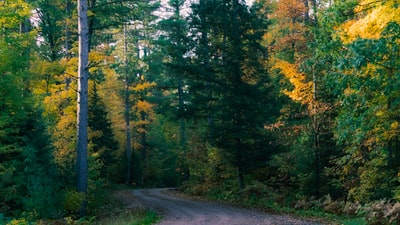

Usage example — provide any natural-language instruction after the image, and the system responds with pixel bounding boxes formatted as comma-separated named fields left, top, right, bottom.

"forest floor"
left=130, top=188, right=326, bottom=225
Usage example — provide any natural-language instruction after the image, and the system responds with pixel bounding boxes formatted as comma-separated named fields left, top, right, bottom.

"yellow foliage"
left=7, top=218, right=28, bottom=225
left=340, top=0, right=400, bottom=43
left=0, top=0, right=31, bottom=29
left=132, top=81, right=157, bottom=92
left=136, top=100, right=156, bottom=120
left=391, top=121, right=399, bottom=130
left=87, top=9, right=95, bottom=17
left=66, top=57, right=78, bottom=77
left=30, top=58, right=67, bottom=95
left=274, top=60, right=313, bottom=105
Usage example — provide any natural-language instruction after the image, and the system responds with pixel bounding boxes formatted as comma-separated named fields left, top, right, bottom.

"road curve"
left=131, top=188, right=324, bottom=225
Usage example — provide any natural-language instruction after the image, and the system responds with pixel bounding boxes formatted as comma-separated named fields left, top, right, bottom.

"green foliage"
left=63, top=190, right=86, bottom=215
left=6, top=218, right=29, bottom=225
left=2, top=0, right=400, bottom=223
left=132, top=210, right=160, bottom=225
left=96, top=209, right=160, bottom=225
left=88, top=83, right=119, bottom=181
left=333, top=21, right=400, bottom=202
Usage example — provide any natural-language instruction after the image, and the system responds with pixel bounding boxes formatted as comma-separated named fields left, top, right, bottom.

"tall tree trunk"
left=199, top=0, right=214, bottom=134
left=312, top=62, right=321, bottom=197
left=236, top=143, right=245, bottom=191
left=65, top=0, right=71, bottom=59
left=232, top=0, right=245, bottom=191
left=77, top=0, right=89, bottom=217
left=124, top=23, right=132, bottom=185
left=178, top=79, right=186, bottom=148
left=140, top=109, right=147, bottom=185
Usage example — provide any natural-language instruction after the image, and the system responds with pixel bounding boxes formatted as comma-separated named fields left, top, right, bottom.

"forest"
left=0, top=0, right=400, bottom=224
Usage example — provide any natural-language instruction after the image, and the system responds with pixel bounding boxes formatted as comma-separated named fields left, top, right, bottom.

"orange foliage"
left=274, top=60, right=313, bottom=105
left=274, top=0, right=308, bottom=20
left=136, top=100, right=154, bottom=114
left=269, top=0, right=309, bottom=61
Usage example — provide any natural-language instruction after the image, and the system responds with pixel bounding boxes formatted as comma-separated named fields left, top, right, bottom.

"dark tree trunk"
left=236, top=149, right=245, bottom=191
left=123, top=24, right=132, bottom=185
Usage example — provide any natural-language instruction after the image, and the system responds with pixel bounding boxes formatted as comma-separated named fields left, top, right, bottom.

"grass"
left=94, top=187, right=161, bottom=225
left=251, top=199, right=367, bottom=225
left=288, top=208, right=366, bottom=225
left=97, top=209, right=160, bottom=225
left=180, top=185, right=367, bottom=225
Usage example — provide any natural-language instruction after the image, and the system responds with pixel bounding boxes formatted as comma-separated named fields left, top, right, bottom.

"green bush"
left=63, top=190, right=86, bottom=215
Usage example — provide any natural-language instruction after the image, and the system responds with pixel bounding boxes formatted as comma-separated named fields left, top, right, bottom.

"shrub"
left=7, top=218, right=28, bottom=225
left=361, top=200, right=400, bottom=225
left=322, top=195, right=343, bottom=214
left=241, top=181, right=269, bottom=198
left=342, top=201, right=361, bottom=216
left=63, top=190, right=85, bottom=215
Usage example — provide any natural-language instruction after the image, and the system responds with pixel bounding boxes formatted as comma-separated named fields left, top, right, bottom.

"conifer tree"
left=0, top=0, right=62, bottom=217
left=185, top=0, right=276, bottom=191
left=89, top=82, right=119, bottom=181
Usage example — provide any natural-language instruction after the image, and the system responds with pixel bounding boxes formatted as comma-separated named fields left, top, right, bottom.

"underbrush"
left=1, top=188, right=160, bottom=225
left=181, top=180, right=400, bottom=225
left=96, top=209, right=160, bottom=225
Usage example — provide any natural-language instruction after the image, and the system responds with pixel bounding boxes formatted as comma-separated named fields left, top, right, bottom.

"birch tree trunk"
left=77, top=0, right=89, bottom=217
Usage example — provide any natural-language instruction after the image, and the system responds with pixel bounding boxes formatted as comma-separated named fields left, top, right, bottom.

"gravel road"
left=131, top=188, right=324, bottom=225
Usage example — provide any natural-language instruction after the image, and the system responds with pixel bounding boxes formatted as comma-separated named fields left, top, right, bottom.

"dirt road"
left=131, top=188, right=324, bottom=225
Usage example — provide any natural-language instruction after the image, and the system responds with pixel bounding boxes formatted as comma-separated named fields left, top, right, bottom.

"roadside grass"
left=1, top=187, right=160, bottom=225
left=239, top=198, right=367, bottom=225
left=96, top=209, right=160, bottom=225
left=282, top=208, right=366, bottom=225
left=178, top=184, right=367, bottom=225
left=94, top=187, right=160, bottom=225
left=257, top=202, right=366, bottom=225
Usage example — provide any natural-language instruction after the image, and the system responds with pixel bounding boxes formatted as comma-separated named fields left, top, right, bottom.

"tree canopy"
left=1, top=0, right=400, bottom=223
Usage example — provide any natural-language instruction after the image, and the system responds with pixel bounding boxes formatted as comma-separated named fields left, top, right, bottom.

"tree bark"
left=77, top=0, right=89, bottom=217
left=178, top=79, right=186, bottom=148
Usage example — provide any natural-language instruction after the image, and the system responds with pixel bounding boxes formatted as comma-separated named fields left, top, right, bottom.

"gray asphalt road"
left=131, top=188, right=324, bottom=225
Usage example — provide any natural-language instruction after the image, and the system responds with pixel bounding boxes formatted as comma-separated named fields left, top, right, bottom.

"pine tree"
left=0, top=0, right=62, bottom=217
left=88, top=83, right=119, bottom=181
left=186, top=0, right=277, bottom=191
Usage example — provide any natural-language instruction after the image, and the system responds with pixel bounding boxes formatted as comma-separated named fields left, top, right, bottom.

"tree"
left=77, top=0, right=90, bottom=216
left=157, top=0, right=191, bottom=150
left=269, top=0, right=337, bottom=197
left=0, top=0, right=63, bottom=218
left=334, top=20, right=400, bottom=201
left=88, top=82, right=119, bottom=181
left=29, top=0, right=75, bottom=61
left=183, top=0, right=277, bottom=191
left=110, top=0, right=161, bottom=185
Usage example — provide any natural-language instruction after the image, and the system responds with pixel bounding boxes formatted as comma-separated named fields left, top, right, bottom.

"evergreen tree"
left=157, top=0, right=191, bottom=148
left=0, top=0, right=62, bottom=218
left=185, top=0, right=277, bottom=191
left=89, top=83, right=119, bottom=181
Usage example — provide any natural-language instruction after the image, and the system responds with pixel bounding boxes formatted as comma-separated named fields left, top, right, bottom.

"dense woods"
left=1, top=0, right=400, bottom=223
